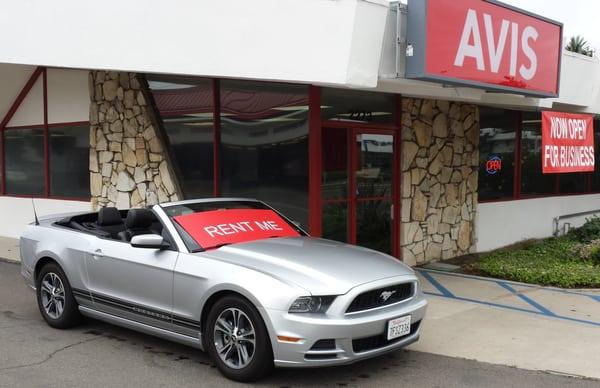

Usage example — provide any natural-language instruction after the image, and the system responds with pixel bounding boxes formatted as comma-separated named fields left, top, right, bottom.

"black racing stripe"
left=89, top=291, right=201, bottom=331
left=92, top=295, right=171, bottom=323
left=90, top=307, right=197, bottom=338
left=171, top=316, right=202, bottom=331
left=72, top=288, right=93, bottom=301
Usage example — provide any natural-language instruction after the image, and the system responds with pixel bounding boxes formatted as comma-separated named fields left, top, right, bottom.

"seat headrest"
left=97, top=207, right=123, bottom=226
left=125, top=209, right=155, bottom=229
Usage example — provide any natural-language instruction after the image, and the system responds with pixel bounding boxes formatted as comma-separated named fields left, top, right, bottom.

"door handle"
left=91, top=249, right=104, bottom=260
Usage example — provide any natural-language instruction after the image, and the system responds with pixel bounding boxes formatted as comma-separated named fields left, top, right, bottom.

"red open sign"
left=174, top=209, right=300, bottom=249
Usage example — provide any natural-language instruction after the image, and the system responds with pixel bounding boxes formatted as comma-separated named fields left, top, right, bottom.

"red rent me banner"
left=174, top=209, right=300, bottom=249
left=542, top=111, right=595, bottom=173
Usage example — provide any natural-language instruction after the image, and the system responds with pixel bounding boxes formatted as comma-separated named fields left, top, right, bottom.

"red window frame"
left=308, top=90, right=402, bottom=258
left=0, top=66, right=90, bottom=201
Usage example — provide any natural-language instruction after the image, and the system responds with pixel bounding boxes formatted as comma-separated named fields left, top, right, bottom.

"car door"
left=85, top=236, right=178, bottom=330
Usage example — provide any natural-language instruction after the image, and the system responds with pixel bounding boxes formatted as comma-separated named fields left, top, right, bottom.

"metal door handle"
left=92, top=249, right=104, bottom=260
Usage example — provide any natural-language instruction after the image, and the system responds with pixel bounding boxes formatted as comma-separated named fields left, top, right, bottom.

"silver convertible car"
left=20, top=198, right=427, bottom=381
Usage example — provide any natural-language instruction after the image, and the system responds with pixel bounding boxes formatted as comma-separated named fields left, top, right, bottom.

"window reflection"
left=559, top=173, right=587, bottom=194
left=50, top=125, right=90, bottom=198
left=356, top=134, right=393, bottom=198
left=322, top=128, right=347, bottom=200
left=521, top=112, right=556, bottom=196
left=478, top=107, right=516, bottom=200
left=321, top=88, right=394, bottom=123
left=147, top=76, right=214, bottom=197
left=220, top=80, right=309, bottom=228
left=357, top=199, right=392, bottom=255
left=4, top=128, right=45, bottom=195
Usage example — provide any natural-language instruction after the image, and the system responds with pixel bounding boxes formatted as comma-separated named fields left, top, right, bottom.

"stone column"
left=89, top=71, right=181, bottom=210
left=400, top=98, right=479, bottom=265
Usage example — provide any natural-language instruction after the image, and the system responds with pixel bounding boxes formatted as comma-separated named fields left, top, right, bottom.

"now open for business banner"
left=542, top=111, right=595, bottom=173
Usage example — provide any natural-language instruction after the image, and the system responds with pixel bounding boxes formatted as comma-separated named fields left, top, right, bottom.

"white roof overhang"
left=0, top=0, right=390, bottom=88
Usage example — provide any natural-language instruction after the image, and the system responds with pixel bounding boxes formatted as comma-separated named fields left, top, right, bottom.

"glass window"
left=478, top=107, right=516, bottom=200
left=322, top=203, right=348, bottom=243
left=322, top=128, right=348, bottom=200
left=357, top=199, right=392, bottom=255
left=147, top=76, right=214, bottom=198
left=321, top=88, right=395, bottom=124
left=4, top=128, right=44, bottom=195
left=559, top=173, right=587, bottom=194
left=220, top=80, right=309, bottom=228
left=50, top=124, right=90, bottom=198
left=520, top=112, right=556, bottom=196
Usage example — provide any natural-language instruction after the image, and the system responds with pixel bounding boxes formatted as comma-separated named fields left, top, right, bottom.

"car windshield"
left=163, top=200, right=303, bottom=251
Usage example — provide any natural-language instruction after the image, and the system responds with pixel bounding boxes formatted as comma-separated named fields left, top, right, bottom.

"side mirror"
left=131, top=234, right=169, bottom=249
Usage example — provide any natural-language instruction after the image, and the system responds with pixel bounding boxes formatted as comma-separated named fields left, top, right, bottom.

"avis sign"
left=406, top=0, right=562, bottom=97
left=542, top=111, right=595, bottom=173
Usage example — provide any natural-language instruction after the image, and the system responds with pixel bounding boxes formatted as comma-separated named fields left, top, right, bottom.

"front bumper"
left=265, top=277, right=428, bottom=367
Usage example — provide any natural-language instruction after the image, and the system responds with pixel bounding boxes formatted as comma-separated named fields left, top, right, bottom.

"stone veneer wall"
left=89, top=71, right=180, bottom=210
left=401, top=98, right=479, bottom=265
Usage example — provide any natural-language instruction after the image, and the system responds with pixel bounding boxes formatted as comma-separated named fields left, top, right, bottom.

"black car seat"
left=96, top=207, right=125, bottom=239
left=118, top=209, right=157, bottom=242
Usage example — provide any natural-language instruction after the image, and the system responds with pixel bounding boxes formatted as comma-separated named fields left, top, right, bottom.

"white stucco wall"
left=0, top=64, right=36, bottom=122
left=0, top=197, right=91, bottom=239
left=0, top=0, right=389, bottom=88
left=47, top=68, right=89, bottom=124
left=7, top=76, right=43, bottom=127
left=477, top=194, right=600, bottom=252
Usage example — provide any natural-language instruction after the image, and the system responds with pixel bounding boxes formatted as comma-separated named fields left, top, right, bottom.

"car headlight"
left=288, top=296, right=336, bottom=314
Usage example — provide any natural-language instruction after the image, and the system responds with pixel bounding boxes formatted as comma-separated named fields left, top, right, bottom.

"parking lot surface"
left=412, top=269, right=600, bottom=380
left=0, top=260, right=597, bottom=387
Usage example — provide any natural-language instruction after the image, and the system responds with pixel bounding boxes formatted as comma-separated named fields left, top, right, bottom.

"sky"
left=499, top=0, right=600, bottom=53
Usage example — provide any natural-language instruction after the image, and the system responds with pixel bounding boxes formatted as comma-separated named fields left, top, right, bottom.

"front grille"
left=346, top=282, right=414, bottom=313
left=352, top=321, right=420, bottom=353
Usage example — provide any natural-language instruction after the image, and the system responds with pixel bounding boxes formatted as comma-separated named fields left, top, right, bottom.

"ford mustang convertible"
left=20, top=198, right=427, bottom=381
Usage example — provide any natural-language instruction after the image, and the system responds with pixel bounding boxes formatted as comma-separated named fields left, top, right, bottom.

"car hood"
left=201, top=237, right=415, bottom=295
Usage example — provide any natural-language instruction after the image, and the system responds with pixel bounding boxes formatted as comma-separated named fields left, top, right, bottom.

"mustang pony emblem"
left=380, top=290, right=397, bottom=302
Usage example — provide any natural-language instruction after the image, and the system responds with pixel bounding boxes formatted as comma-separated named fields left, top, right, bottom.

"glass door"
left=321, top=128, right=397, bottom=256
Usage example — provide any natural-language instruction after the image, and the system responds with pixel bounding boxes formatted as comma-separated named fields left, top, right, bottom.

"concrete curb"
left=0, top=256, right=19, bottom=264
left=417, top=267, right=600, bottom=293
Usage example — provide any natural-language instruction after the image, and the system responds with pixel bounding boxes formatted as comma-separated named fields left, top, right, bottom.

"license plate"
left=387, top=315, right=411, bottom=340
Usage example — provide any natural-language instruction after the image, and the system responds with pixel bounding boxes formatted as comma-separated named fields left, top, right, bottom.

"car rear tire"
left=36, top=262, right=82, bottom=329
left=206, top=295, right=274, bottom=382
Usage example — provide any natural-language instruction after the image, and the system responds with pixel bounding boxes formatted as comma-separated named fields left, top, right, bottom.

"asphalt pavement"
left=0, top=259, right=597, bottom=388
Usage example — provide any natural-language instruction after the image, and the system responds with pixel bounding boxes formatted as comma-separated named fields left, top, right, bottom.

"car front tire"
left=206, top=295, right=274, bottom=382
left=36, top=262, right=82, bottom=329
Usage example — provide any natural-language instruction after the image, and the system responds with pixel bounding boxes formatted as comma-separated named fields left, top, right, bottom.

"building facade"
left=0, top=0, right=599, bottom=266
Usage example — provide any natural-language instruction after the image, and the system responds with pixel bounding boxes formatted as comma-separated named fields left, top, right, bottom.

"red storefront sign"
left=174, top=209, right=300, bottom=249
left=542, top=111, right=595, bottom=173
left=406, top=0, right=562, bottom=97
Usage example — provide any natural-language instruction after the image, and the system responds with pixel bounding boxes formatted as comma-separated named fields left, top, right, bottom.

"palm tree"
left=565, top=35, right=594, bottom=57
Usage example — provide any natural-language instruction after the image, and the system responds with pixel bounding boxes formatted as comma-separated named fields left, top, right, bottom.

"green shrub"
left=477, top=236, right=600, bottom=288
left=589, top=246, right=600, bottom=265
left=567, top=216, right=600, bottom=243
